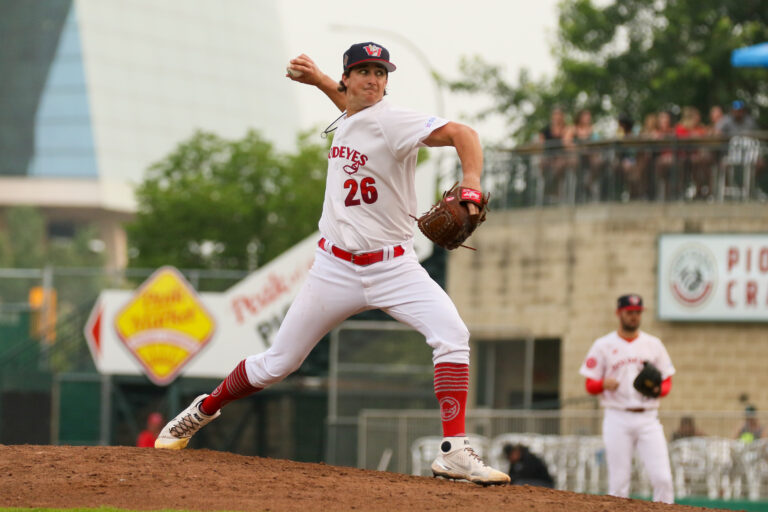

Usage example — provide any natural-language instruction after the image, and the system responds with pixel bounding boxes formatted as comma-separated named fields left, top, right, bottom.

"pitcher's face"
left=343, top=63, right=388, bottom=114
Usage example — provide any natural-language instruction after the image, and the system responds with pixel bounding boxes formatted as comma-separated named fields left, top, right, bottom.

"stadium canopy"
left=731, top=42, right=768, bottom=68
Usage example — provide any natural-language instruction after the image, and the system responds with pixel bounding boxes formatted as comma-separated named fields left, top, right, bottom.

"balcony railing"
left=480, top=133, right=768, bottom=209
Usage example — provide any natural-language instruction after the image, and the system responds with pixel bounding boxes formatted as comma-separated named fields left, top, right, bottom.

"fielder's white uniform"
left=244, top=99, right=470, bottom=387
left=580, top=330, right=675, bottom=503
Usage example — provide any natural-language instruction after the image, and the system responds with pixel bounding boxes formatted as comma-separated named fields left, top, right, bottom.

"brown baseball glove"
left=416, top=183, right=489, bottom=250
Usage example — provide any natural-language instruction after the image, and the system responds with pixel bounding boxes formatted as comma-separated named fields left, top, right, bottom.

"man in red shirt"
left=136, top=412, right=164, bottom=447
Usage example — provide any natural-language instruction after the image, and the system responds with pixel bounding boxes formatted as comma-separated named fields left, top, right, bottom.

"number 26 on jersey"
left=344, top=177, right=378, bottom=206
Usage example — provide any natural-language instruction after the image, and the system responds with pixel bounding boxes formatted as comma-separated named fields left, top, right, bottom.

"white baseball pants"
left=243, top=243, right=470, bottom=388
left=603, top=408, right=674, bottom=504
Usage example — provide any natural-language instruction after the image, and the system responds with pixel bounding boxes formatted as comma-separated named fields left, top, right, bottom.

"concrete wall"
left=448, top=202, right=768, bottom=413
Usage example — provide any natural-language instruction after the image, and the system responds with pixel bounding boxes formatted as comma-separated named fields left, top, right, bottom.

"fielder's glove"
left=416, top=183, right=489, bottom=250
left=633, top=361, right=663, bottom=398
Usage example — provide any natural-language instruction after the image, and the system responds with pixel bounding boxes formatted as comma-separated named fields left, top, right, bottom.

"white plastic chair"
left=739, top=438, right=768, bottom=500
left=717, top=135, right=762, bottom=200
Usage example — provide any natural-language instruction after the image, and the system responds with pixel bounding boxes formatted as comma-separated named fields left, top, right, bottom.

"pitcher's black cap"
left=343, top=42, right=396, bottom=73
left=617, top=294, right=644, bottom=311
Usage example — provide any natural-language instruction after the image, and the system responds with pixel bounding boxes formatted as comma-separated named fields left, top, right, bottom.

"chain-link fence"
left=0, top=266, right=250, bottom=444
left=325, top=320, right=436, bottom=467
left=0, top=266, right=250, bottom=374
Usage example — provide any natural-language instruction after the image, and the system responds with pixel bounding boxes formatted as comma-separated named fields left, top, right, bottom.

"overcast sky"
left=275, top=0, right=561, bottom=147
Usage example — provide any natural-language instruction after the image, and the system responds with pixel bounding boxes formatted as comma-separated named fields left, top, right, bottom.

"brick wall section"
left=448, top=202, right=768, bottom=412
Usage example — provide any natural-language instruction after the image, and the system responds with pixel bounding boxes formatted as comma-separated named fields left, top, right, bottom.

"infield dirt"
left=0, top=445, right=720, bottom=511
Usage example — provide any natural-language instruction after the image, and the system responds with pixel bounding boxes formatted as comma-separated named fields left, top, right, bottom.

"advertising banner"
left=658, top=234, right=768, bottom=321
left=85, top=233, right=318, bottom=384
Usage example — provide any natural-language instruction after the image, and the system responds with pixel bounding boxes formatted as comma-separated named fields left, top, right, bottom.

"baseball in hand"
left=286, top=66, right=303, bottom=78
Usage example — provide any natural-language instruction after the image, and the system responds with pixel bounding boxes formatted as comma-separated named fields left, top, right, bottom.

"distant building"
left=0, top=0, right=300, bottom=267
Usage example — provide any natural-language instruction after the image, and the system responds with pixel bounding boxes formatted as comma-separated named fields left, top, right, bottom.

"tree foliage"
left=446, top=0, right=768, bottom=144
left=127, top=129, right=328, bottom=271
left=0, top=206, right=104, bottom=269
left=0, top=206, right=105, bottom=305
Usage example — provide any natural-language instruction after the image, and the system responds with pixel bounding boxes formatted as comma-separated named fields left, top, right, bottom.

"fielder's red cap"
left=617, top=294, right=644, bottom=311
left=343, top=42, right=396, bottom=73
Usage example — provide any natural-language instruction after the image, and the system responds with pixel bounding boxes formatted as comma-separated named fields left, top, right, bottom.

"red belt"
left=318, top=238, right=404, bottom=266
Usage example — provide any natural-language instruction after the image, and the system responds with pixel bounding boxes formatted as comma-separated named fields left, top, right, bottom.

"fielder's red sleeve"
left=660, top=376, right=672, bottom=397
left=585, top=378, right=603, bottom=395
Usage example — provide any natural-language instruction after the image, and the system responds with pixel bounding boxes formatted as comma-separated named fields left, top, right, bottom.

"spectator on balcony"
left=714, top=101, right=765, bottom=198
left=539, top=106, right=570, bottom=148
left=671, top=416, right=704, bottom=441
left=707, top=105, right=724, bottom=135
left=503, top=443, right=554, bottom=488
left=656, top=110, right=677, bottom=138
left=538, top=106, right=572, bottom=202
left=613, top=112, right=646, bottom=200
left=628, top=113, right=664, bottom=199
left=616, top=112, right=637, bottom=138
left=715, top=101, right=757, bottom=137
left=565, top=109, right=603, bottom=200
left=641, top=113, right=660, bottom=138
left=675, top=106, right=714, bottom=199
left=674, top=106, right=708, bottom=138
left=566, top=109, right=600, bottom=144
left=734, top=405, right=764, bottom=444
left=653, top=110, right=680, bottom=199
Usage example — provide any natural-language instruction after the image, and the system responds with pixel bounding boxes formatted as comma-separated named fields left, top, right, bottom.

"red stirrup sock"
left=434, top=362, right=469, bottom=437
left=200, top=360, right=262, bottom=415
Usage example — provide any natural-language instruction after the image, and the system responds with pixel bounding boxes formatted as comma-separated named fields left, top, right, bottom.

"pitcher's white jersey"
left=579, top=331, right=675, bottom=410
left=318, top=99, right=448, bottom=252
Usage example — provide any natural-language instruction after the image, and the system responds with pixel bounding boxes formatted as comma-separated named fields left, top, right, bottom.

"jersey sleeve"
left=378, top=105, right=449, bottom=161
left=579, top=341, right=604, bottom=380
left=653, top=339, right=676, bottom=379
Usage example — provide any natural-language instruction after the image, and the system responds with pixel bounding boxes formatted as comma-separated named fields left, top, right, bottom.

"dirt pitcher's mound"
left=0, top=445, right=716, bottom=511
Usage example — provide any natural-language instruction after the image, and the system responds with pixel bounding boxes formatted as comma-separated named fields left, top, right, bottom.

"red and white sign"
left=659, top=234, right=768, bottom=321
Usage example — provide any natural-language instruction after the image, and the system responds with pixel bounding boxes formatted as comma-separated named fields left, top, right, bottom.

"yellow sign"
left=114, top=266, right=216, bottom=386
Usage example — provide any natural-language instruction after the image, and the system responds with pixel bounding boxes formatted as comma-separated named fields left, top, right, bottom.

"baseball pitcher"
left=154, top=41, right=508, bottom=486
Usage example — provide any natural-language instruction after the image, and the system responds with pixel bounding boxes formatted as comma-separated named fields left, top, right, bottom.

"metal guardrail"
left=479, top=134, right=768, bottom=209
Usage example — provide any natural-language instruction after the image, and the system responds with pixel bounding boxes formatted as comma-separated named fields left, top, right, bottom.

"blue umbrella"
left=731, top=42, right=768, bottom=68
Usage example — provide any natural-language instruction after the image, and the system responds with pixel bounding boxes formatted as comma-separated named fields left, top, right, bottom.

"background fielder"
left=580, top=294, right=675, bottom=503
left=153, top=41, right=509, bottom=486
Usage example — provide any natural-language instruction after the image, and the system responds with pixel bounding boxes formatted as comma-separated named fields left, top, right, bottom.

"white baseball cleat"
left=431, top=437, right=511, bottom=486
left=154, top=394, right=221, bottom=450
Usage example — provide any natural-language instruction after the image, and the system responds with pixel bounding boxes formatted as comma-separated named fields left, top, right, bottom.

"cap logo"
left=363, top=44, right=382, bottom=57
left=629, top=296, right=640, bottom=305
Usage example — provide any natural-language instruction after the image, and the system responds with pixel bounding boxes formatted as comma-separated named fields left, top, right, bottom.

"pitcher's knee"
left=245, top=351, right=304, bottom=387
left=430, top=324, right=470, bottom=365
